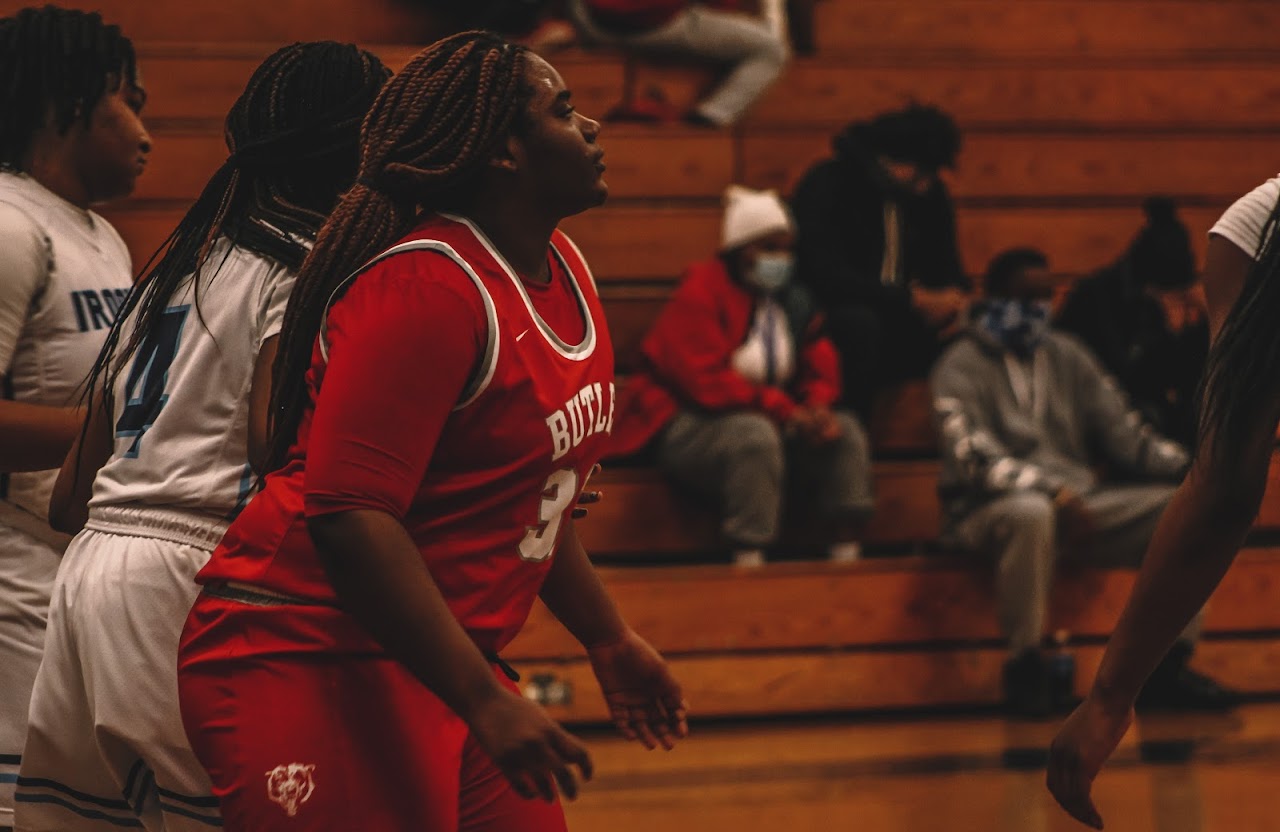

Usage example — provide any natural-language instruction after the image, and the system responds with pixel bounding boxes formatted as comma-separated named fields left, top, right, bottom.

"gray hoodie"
left=930, top=325, right=1190, bottom=526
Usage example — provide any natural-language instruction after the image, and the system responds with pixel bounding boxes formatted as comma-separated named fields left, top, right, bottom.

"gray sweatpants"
left=658, top=410, right=875, bottom=548
left=568, top=0, right=789, bottom=126
left=948, top=484, right=1203, bottom=654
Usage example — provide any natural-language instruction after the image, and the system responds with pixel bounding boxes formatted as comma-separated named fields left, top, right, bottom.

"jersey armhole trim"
left=319, top=239, right=500, bottom=412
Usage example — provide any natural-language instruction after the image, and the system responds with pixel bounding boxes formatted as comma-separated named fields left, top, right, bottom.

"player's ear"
left=488, top=134, right=522, bottom=174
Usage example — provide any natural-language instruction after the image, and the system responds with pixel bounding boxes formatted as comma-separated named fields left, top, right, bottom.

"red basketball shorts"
left=178, top=593, right=569, bottom=832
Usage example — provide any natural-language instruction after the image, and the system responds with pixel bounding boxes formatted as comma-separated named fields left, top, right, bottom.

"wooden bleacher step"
left=505, top=552, right=1280, bottom=722
left=37, top=0, right=1280, bottom=60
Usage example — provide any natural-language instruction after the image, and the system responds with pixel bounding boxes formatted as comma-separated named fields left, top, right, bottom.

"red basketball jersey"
left=196, top=214, right=615, bottom=655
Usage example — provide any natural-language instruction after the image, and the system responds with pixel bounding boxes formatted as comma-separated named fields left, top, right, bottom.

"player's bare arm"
left=47, top=392, right=112, bottom=534
left=246, top=336, right=278, bottom=475
left=1048, top=232, right=1280, bottom=828
left=541, top=520, right=689, bottom=750
left=0, top=395, right=84, bottom=473
left=308, top=507, right=593, bottom=803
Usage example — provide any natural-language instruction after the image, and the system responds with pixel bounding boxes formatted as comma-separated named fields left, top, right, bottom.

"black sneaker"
left=1003, top=648, right=1052, bottom=719
left=1046, top=650, right=1082, bottom=714
left=1136, top=643, right=1240, bottom=712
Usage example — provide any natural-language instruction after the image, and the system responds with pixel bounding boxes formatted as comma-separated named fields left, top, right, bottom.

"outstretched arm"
left=1048, top=233, right=1277, bottom=829
left=540, top=520, right=688, bottom=749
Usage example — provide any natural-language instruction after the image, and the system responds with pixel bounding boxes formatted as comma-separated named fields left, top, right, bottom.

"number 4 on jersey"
left=519, top=468, right=580, bottom=562
left=116, top=305, right=189, bottom=457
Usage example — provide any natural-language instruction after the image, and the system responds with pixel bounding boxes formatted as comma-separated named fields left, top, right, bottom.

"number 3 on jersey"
left=519, top=468, right=580, bottom=562
left=116, top=305, right=189, bottom=457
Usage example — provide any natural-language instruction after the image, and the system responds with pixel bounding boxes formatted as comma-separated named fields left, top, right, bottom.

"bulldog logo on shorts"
left=265, top=763, right=316, bottom=817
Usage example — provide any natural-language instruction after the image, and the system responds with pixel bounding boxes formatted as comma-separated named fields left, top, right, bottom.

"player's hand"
left=572, top=464, right=603, bottom=519
left=587, top=629, right=689, bottom=750
left=467, top=691, right=594, bottom=803
left=1046, top=692, right=1134, bottom=829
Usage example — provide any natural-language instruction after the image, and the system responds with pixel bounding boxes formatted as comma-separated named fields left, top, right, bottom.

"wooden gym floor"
left=563, top=703, right=1280, bottom=831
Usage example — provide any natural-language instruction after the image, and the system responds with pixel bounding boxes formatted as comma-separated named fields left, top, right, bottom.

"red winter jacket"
left=608, top=258, right=842, bottom=459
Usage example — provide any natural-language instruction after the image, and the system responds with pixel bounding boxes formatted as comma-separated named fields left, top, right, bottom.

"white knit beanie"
left=720, top=185, right=794, bottom=251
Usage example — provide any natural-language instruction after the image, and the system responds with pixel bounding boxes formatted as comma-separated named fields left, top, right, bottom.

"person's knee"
left=991, top=491, right=1057, bottom=545
left=755, top=31, right=789, bottom=68
left=724, top=412, right=785, bottom=465
left=830, top=411, right=870, bottom=455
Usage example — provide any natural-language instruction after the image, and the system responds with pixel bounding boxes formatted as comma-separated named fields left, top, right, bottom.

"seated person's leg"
left=658, top=410, right=785, bottom=566
left=1075, top=484, right=1236, bottom=711
left=625, top=5, right=788, bottom=126
left=789, top=410, right=875, bottom=562
left=951, top=491, right=1058, bottom=717
left=824, top=304, right=883, bottom=421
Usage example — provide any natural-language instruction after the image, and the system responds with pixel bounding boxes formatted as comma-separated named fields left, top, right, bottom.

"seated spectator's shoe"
left=1136, top=642, right=1240, bottom=712
left=733, top=548, right=766, bottom=568
left=1003, top=648, right=1052, bottom=719
left=1046, top=650, right=1082, bottom=714
left=682, top=110, right=721, bottom=129
left=828, top=542, right=862, bottom=564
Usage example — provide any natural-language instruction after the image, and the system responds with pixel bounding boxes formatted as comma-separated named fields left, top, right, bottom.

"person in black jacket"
left=1056, top=197, right=1208, bottom=447
left=792, top=104, right=971, bottom=419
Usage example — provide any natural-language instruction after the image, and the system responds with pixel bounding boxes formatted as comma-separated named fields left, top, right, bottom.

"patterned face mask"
left=977, top=298, right=1052, bottom=357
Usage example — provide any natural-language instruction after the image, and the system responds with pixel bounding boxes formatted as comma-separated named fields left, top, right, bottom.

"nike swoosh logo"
left=516, top=329, right=530, bottom=341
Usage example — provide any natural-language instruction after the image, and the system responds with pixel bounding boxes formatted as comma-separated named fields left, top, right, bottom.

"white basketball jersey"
left=89, top=236, right=296, bottom=520
left=0, top=172, right=132, bottom=527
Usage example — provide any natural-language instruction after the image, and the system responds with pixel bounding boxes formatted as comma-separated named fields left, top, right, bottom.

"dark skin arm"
left=246, top=336, right=278, bottom=475
left=1047, top=233, right=1276, bottom=829
left=0, top=394, right=84, bottom=473
left=539, top=520, right=689, bottom=750
left=48, top=395, right=112, bottom=534
left=310, top=509, right=593, bottom=802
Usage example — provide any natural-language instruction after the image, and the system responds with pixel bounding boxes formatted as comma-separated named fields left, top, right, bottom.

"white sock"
left=828, top=542, right=862, bottom=563
left=733, top=548, right=766, bottom=568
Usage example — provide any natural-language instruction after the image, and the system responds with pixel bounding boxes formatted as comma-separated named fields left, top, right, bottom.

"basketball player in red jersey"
left=177, top=31, right=687, bottom=831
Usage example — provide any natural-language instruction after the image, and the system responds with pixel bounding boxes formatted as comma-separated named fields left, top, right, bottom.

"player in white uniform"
left=0, top=8, right=149, bottom=829
left=13, top=43, right=389, bottom=832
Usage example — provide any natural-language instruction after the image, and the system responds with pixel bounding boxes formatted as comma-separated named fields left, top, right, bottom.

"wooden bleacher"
left=22, top=0, right=1280, bottom=720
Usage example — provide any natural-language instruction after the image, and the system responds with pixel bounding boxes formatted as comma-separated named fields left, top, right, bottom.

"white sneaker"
left=733, top=549, right=766, bottom=568
left=828, top=542, right=862, bottom=564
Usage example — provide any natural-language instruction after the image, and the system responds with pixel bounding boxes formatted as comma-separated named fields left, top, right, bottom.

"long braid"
left=0, top=6, right=138, bottom=169
left=265, top=31, right=534, bottom=473
left=80, top=42, right=389, bottom=462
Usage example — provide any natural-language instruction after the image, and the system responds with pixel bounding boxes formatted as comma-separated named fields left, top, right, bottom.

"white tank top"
left=0, top=172, right=132, bottom=528
left=89, top=236, right=296, bottom=521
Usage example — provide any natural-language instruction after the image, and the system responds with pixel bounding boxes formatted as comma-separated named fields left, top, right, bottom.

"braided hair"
left=0, top=5, right=139, bottom=170
left=82, top=41, right=389, bottom=438
left=264, top=31, right=535, bottom=473
left=1200, top=198, right=1280, bottom=465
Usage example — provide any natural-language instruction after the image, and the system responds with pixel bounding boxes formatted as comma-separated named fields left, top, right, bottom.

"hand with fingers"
left=1046, top=693, right=1134, bottom=830
left=467, top=690, right=594, bottom=803
left=572, top=464, right=603, bottom=520
left=587, top=629, right=689, bottom=750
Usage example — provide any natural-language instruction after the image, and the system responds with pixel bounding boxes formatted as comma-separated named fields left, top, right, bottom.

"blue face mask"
left=745, top=252, right=794, bottom=294
left=978, top=298, right=1052, bottom=357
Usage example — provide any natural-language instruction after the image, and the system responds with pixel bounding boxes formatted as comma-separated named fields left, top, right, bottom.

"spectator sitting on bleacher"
left=609, top=185, right=874, bottom=567
left=1056, top=197, right=1208, bottom=447
left=566, top=0, right=788, bottom=126
left=792, top=104, right=972, bottom=420
left=931, top=248, right=1234, bottom=718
